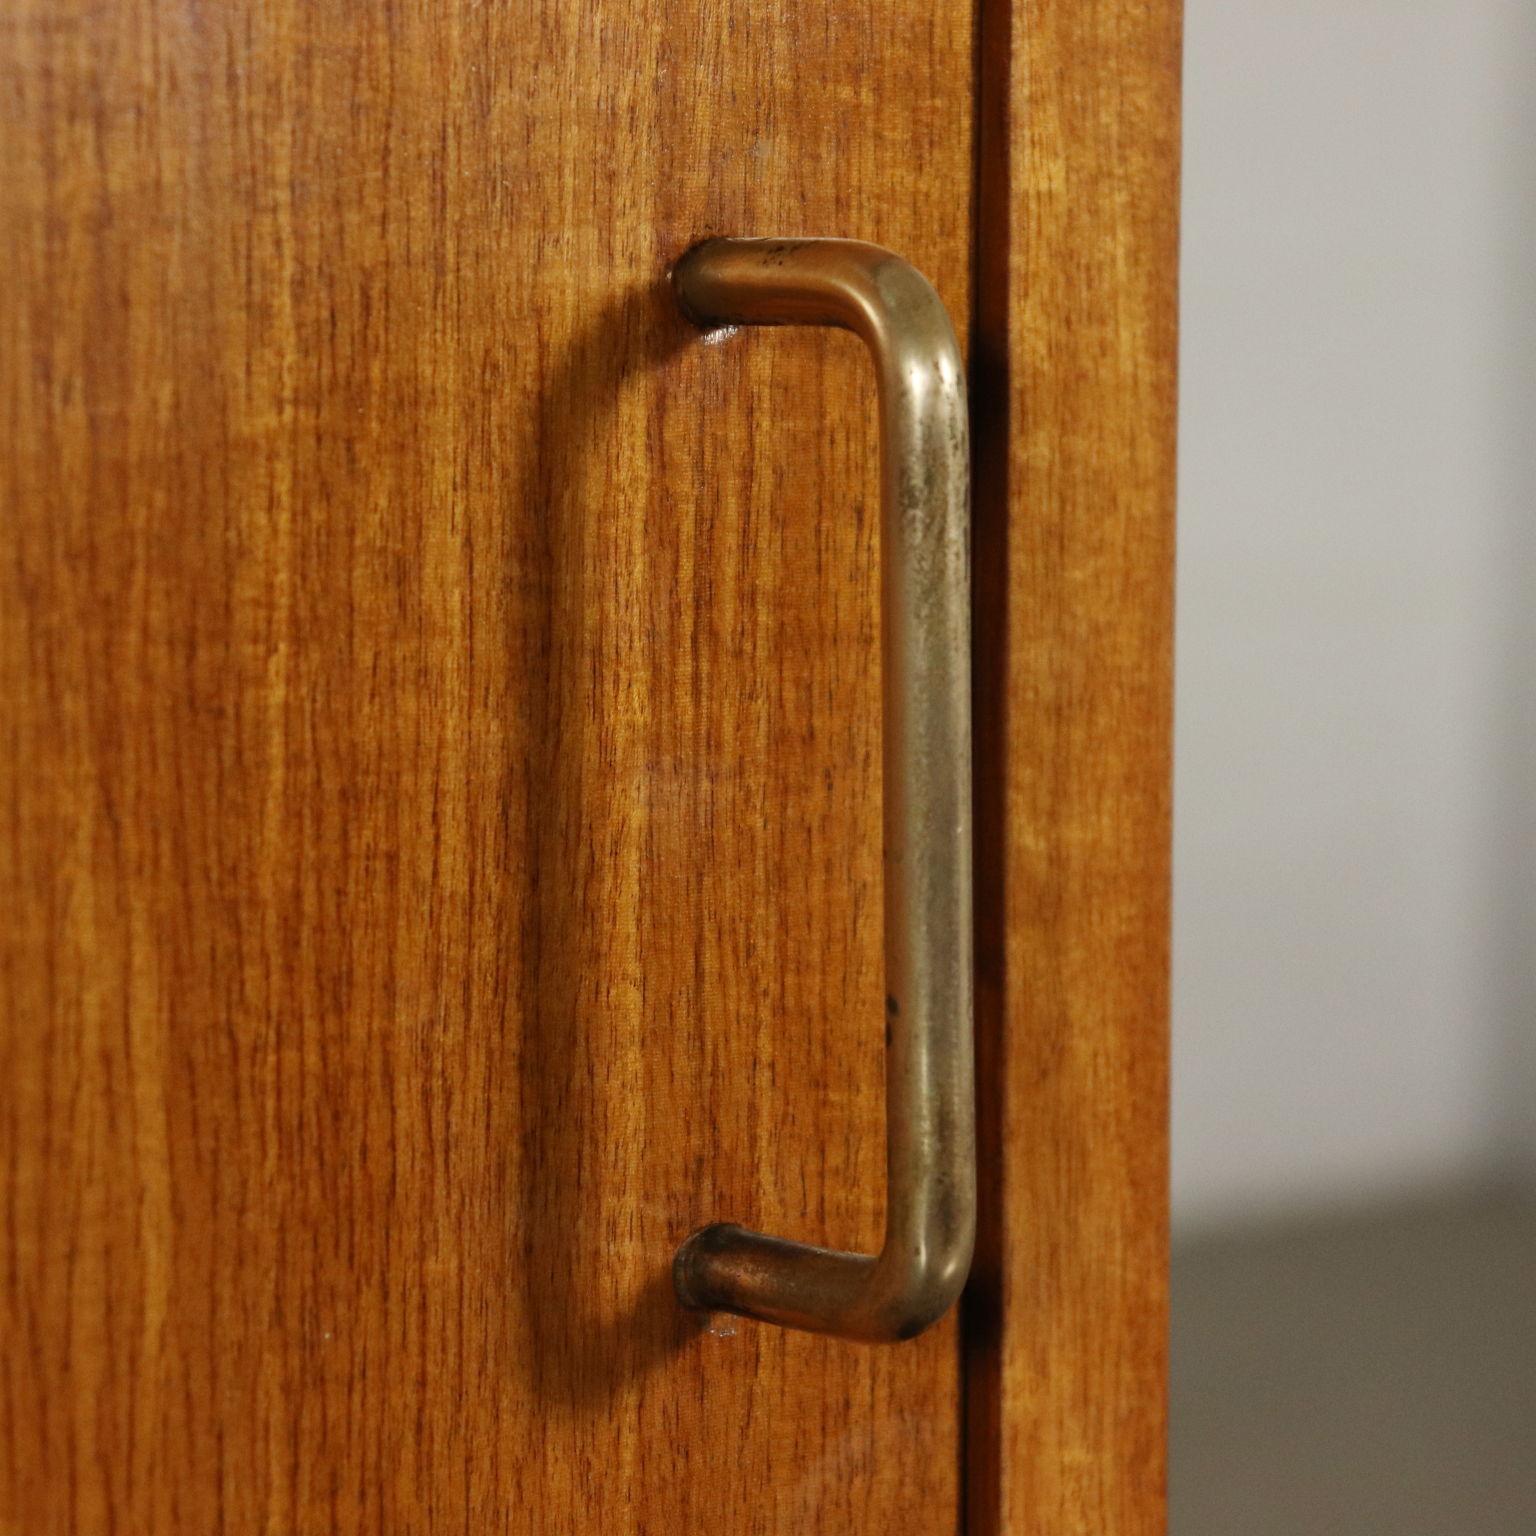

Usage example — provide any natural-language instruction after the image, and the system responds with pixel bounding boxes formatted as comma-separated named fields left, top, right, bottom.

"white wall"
left=1488, top=5, right=1536, bottom=1182
left=1173, top=0, right=1536, bottom=1228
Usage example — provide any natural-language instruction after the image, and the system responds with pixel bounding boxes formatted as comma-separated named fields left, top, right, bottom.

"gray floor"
left=1172, top=1190, right=1536, bottom=1535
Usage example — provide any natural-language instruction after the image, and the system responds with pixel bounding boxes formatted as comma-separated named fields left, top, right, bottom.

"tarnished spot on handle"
left=670, top=238, right=974, bottom=1344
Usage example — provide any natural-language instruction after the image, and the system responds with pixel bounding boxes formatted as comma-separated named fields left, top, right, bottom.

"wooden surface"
left=0, top=2, right=974, bottom=1530
left=965, top=1, right=1181, bottom=1533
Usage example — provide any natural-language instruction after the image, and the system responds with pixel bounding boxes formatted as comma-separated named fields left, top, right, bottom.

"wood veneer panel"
left=965, top=1, right=1182, bottom=1531
left=0, top=3, right=973, bottom=1529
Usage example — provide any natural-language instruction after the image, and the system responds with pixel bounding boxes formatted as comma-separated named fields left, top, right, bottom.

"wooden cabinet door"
left=0, top=1, right=1179, bottom=1532
left=0, top=2, right=973, bottom=1530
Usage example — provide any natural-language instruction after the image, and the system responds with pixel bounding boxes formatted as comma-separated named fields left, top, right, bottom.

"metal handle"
left=671, top=238, right=974, bottom=1343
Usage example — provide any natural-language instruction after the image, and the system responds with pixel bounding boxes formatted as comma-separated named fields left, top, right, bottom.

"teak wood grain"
left=0, top=1, right=974, bottom=1530
left=966, top=1, right=1181, bottom=1533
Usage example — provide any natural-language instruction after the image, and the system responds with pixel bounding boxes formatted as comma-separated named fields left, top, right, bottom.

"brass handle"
left=671, top=238, right=974, bottom=1342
